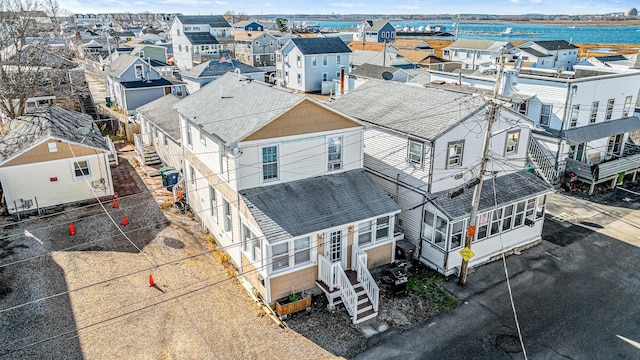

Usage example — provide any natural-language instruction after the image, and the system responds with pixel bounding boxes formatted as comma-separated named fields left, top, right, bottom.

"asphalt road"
left=355, top=189, right=640, bottom=359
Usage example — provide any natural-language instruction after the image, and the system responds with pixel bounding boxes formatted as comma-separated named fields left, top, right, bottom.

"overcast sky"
left=57, top=0, right=636, bottom=16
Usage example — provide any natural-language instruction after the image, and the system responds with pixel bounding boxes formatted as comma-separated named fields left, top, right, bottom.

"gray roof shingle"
left=430, top=170, right=553, bottom=220
left=290, top=37, right=351, bottom=55
left=181, top=59, right=264, bottom=79
left=0, top=106, right=108, bottom=164
left=173, top=72, right=304, bottom=144
left=184, top=32, right=219, bottom=45
left=176, top=15, right=230, bottom=28
left=532, top=40, right=579, bottom=50
left=240, top=169, right=400, bottom=243
left=107, top=53, right=139, bottom=77
left=350, top=63, right=403, bottom=79
left=136, top=95, right=181, bottom=141
left=562, top=116, right=640, bottom=145
left=329, top=80, right=486, bottom=140
left=518, top=47, right=550, bottom=58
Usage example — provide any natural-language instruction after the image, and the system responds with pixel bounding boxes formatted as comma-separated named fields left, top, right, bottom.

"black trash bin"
left=395, top=240, right=416, bottom=263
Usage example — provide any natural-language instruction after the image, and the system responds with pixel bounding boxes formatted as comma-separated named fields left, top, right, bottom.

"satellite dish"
left=381, top=71, right=393, bottom=80
left=76, top=127, right=90, bottom=136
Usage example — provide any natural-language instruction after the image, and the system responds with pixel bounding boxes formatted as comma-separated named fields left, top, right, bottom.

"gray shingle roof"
left=430, top=170, right=553, bottom=220
left=173, top=72, right=304, bottom=144
left=329, top=80, right=486, bottom=141
left=184, top=32, right=219, bottom=45
left=444, top=39, right=509, bottom=51
left=136, top=95, right=181, bottom=141
left=177, top=15, right=230, bottom=28
left=106, top=53, right=139, bottom=77
left=365, top=20, right=392, bottom=31
left=519, top=47, right=550, bottom=58
left=240, top=169, right=400, bottom=243
left=350, top=63, right=402, bottom=79
left=290, top=37, right=351, bottom=55
left=181, top=59, right=264, bottom=79
left=562, top=116, right=640, bottom=145
left=533, top=40, right=579, bottom=50
left=0, top=106, right=108, bottom=164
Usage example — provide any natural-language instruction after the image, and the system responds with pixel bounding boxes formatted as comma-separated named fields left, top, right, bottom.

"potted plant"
left=275, top=289, right=311, bottom=317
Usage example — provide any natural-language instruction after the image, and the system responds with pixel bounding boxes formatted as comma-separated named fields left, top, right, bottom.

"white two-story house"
left=173, top=72, right=401, bottom=324
left=430, top=65, right=640, bottom=193
left=442, top=39, right=512, bottom=71
left=276, top=37, right=351, bottom=92
left=170, top=15, right=232, bottom=70
left=512, top=40, right=579, bottom=70
left=330, top=80, right=553, bottom=276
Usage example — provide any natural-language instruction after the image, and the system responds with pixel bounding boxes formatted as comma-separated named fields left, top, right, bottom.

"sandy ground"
left=0, top=155, right=335, bottom=360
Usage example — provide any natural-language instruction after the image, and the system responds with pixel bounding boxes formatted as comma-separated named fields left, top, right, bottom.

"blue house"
left=232, top=20, right=264, bottom=31
left=358, top=20, right=396, bottom=43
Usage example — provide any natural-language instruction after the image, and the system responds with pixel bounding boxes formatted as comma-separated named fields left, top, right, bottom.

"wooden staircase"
left=77, top=93, right=99, bottom=120
left=317, top=250, right=379, bottom=324
left=134, top=133, right=162, bottom=165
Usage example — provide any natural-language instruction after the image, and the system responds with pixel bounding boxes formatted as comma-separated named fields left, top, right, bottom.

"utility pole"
left=458, top=57, right=505, bottom=286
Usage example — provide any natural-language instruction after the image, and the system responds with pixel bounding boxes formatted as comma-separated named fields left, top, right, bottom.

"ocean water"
left=301, top=21, right=640, bottom=45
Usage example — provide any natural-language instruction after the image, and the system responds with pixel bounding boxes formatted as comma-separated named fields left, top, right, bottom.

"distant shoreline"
left=296, top=18, right=640, bottom=27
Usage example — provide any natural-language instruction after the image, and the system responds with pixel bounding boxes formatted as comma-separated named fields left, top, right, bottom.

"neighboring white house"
left=0, top=106, right=114, bottom=215
left=512, top=40, right=580, bottom=70
left=181, top=59, right=265, bottom=94
left=442, top=39, right=512, bottom=71
left=135, top=95, right=183, bottom=171
left=330, top=80, right=553, bottom=276
left=173, top=72, right=401, bottom=324
left=429, top=65, right=640, bottom=193
left=574, top=54, right=640, bottom=74
left=276, top=37, right=351, bottom=92
left=170, top=15, right=232, bottom=70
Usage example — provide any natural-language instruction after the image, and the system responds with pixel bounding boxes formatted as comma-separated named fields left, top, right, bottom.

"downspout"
left=427, top=141, right=435, bottom=194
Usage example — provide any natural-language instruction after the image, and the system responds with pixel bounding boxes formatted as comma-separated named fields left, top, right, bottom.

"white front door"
left=325, top=229, right=346, bottom=268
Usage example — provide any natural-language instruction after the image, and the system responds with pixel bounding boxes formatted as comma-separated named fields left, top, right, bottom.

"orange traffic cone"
left=122, top=215, right=129, bottom=226
left=69, top=222, right=76, bottom=235
left=113, top=199, right=118, bottom=208
left=148, top=273, right=155, bottom=287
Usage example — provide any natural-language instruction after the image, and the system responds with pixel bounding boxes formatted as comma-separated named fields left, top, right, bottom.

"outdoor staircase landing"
left=77, top=93, right=99, bottom=120
left=316, top=269, right=377, bottom=324
left=140, top=146, right=161, bottom=165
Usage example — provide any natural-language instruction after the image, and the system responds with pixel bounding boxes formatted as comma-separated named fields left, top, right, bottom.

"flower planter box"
left=275, top=295, right=312, bottom=316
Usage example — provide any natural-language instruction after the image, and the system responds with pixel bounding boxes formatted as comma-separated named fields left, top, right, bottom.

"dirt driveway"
left=0, top=157, right=334, bottom=359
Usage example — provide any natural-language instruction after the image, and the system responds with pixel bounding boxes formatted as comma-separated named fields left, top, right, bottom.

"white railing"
left=337, top=265, right=358, bottom=321
left=528, top=137, right=558, bottom=184
left=317, top=254, right=339, bottom=291
left=104, top=136, right=118, bottom=165
left=353, top=244, right=379, bottom=312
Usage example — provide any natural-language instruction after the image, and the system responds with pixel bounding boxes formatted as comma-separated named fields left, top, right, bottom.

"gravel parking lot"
left=0, top=156, right=334, bottom=359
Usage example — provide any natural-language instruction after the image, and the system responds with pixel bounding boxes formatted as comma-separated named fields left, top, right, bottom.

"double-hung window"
left=623, top=96, right=633, bottom=117
left=262, top=145, right=278, bottom=181
left=294, top=237, right=311, bottom=265
left=327, top=136, right=342, bottom=171
left=605, top=99, right=615, bottom=120
left=590, top=101, right=599, bottom=123
left=296, top=73, right=301, bottom=85
left=408, top=140, right=423, bottom=166
left=447, top=141, right=464, bottom=168
left=505, top=130, right=520, bottom=155
left=296, top=55, right=301, bottom=67
left=540, top=104, right=552, bottom=126
left=357, top=221, right=373, bottom=246
left=570, top=105, right=579, bottom=127
left=376, top=217, right=390, bottom=240
left=209, top=185, right=217, bottom=220
left=189, top=165, right=195, bottom=186
left=450, top=220, right=464, bottom=250
left=73, top=160, right=90, bottom=178
left=336, top=55, right=341, bottom=65
left=322, top=55, right=328, bottom=66
left=322, top=72, right=328, bottom=81
left=185, top=124, right=192, bottom=148
left=311, top=57, right=317, bottom=67
left=272, top=242, right=289, bottom=271
left=223, top=199, right=231, bottom=232
left=134, top=64, right=144, bottom=78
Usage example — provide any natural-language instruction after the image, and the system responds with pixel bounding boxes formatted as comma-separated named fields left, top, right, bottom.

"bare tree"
left=0, top=0, right=71, bottom=120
